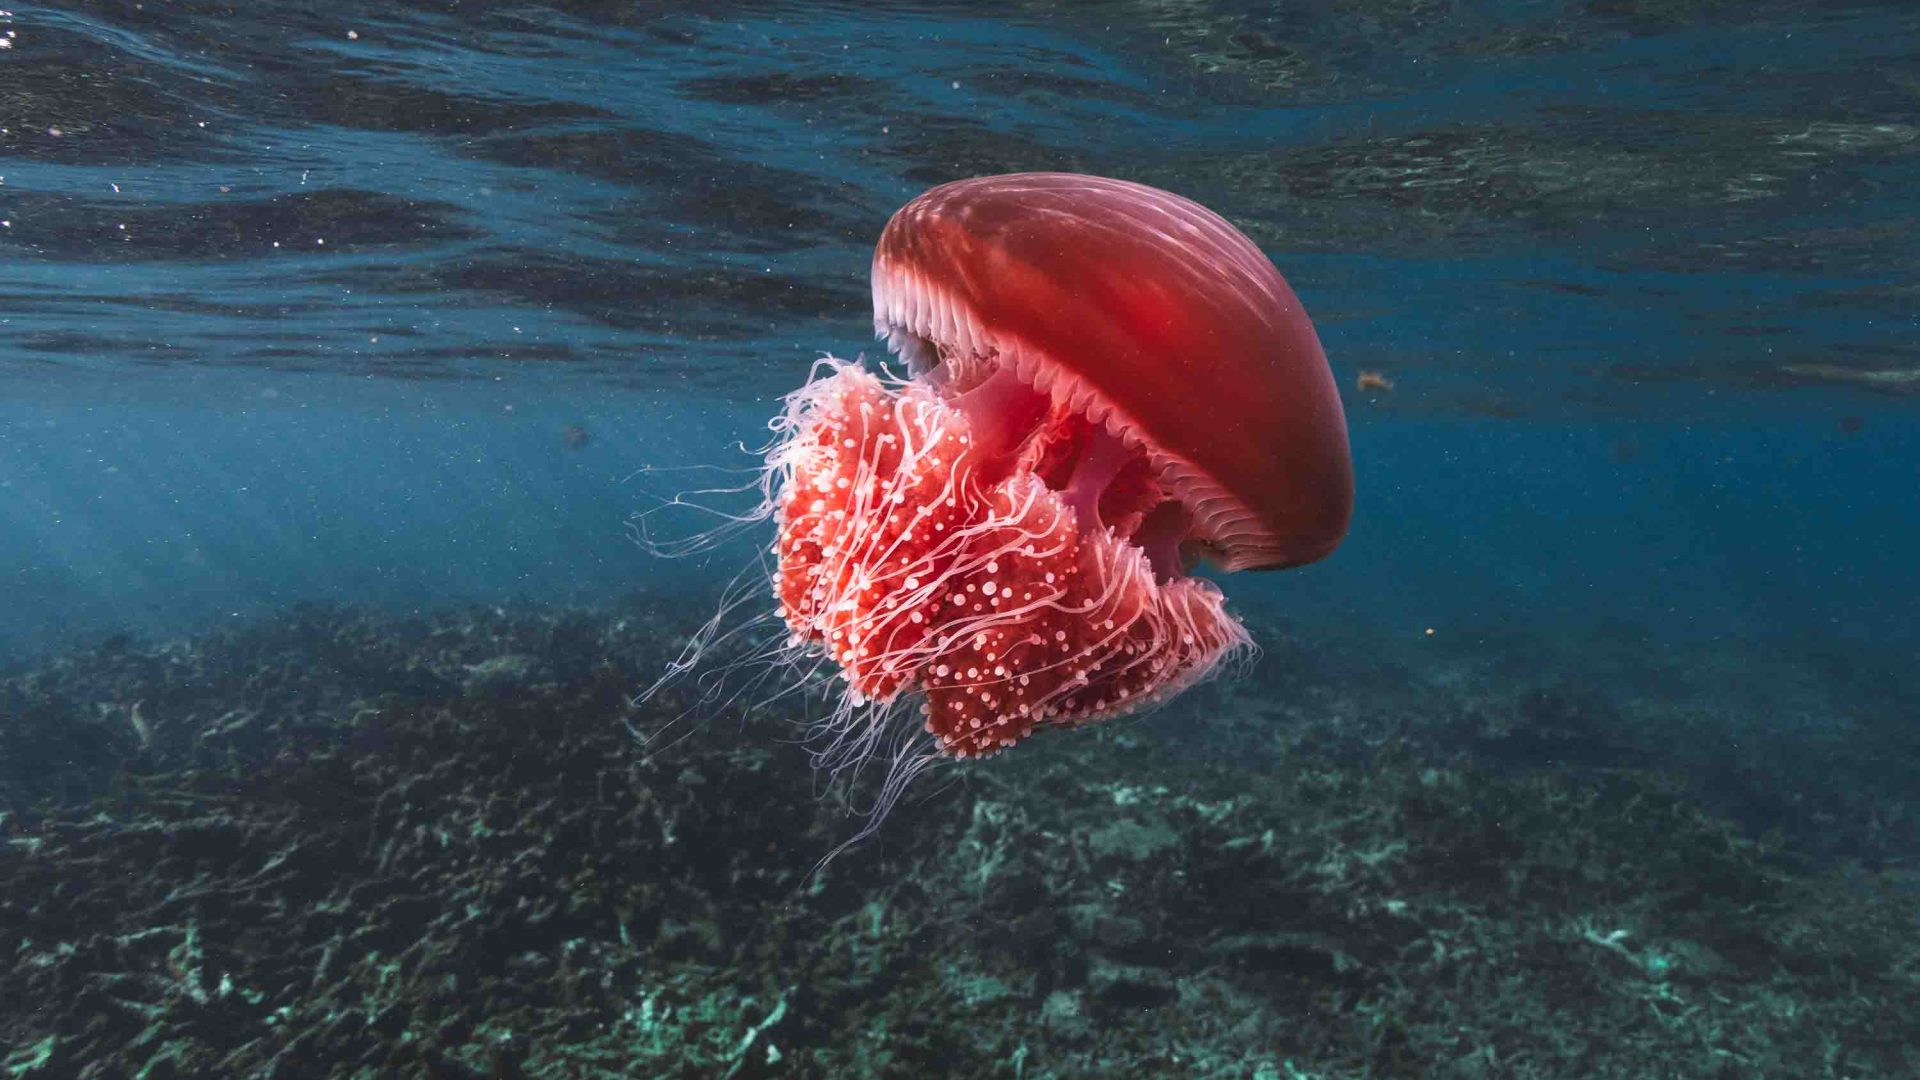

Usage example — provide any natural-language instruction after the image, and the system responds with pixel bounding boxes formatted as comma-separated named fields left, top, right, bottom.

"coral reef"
left=1, top=604, right=1915, bottom=1078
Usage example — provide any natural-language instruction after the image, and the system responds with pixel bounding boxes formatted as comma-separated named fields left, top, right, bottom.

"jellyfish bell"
left=871, top=173, right=1351, bottom=571
left=769, top=173, right=1351, bottom=767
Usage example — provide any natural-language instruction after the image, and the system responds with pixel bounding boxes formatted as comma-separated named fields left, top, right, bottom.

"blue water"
left=3, top=2, right=1919, bottom=1074
left=5, top=1, right=1914, bottom=706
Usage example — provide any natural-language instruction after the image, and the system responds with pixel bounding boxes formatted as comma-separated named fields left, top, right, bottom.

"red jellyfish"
left=765, top=173, right=1352, bottom=778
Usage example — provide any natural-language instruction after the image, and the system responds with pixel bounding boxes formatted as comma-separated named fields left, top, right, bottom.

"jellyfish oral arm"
left=771, top=359, right=1250, bottom=761
left=1056, top=425, right=1135, bottom=534
left=923, top=335, right=1192, bottom=565
left=948, top=365, right=1050, bottom=481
